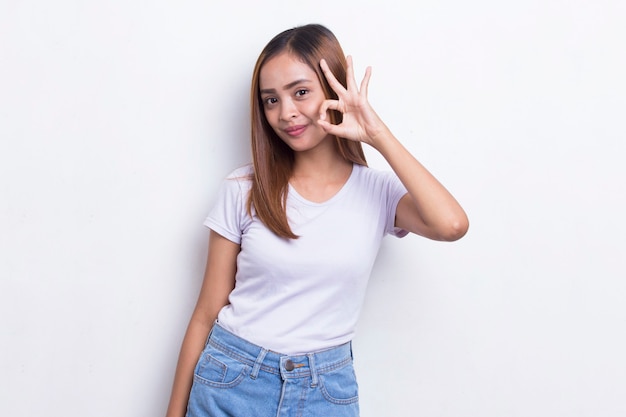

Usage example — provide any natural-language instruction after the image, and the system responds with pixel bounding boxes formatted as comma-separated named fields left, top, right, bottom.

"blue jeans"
left=186, top=323, right=360, bottom=417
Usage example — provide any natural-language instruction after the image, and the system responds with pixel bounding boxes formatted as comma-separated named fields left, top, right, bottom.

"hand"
left=318, top=56, right=389, bottom=147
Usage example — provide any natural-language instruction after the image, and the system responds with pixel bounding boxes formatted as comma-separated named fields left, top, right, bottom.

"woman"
left=166, top=23, right=468, bottom=417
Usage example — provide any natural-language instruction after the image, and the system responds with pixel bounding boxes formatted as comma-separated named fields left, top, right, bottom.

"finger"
left=317, top=118, right=345, bottom=137
left=320, top=59, right=347, bottom=95
left=345, top=55, right=358, bottom=92
left=360, top=66, right=372, bottom=98
left=318, top=99, right=341, bottom=121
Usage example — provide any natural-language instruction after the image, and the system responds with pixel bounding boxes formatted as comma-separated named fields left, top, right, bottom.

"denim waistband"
left=207, top=323, right=353, bottom=383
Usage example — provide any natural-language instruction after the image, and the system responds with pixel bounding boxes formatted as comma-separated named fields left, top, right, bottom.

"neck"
left=291, top=137, right=352, bottom=179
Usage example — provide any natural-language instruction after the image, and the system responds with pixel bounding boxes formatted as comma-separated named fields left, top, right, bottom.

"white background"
left=1, top=1, right=625, bottom=416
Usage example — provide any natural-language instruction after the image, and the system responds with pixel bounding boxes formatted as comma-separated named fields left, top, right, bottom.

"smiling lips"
left=284, top=125, right=307, bottom=137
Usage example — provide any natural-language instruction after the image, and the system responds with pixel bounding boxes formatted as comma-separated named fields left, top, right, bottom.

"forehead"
left=259, top=52, right=320, bottom=90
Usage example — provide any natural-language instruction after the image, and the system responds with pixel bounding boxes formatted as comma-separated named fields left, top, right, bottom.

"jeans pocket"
left=319, top=361, right=360, bottom=405
left=193, top=344, right=249, bottom=388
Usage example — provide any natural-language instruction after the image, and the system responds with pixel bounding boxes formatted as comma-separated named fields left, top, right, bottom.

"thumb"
left=317, top=118, right=342, bottom=136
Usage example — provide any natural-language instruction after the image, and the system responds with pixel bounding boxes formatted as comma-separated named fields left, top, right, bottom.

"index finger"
left=320, top=59, right=347, bottom=95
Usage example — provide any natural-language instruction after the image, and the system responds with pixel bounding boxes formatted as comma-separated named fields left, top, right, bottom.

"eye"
left=295, top=89, right=309, bottom=98
left=263, top=97, right=278, bottom=106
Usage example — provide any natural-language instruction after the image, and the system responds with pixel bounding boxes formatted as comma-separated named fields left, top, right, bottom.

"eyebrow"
left=260, top=79, right=313, bottom=95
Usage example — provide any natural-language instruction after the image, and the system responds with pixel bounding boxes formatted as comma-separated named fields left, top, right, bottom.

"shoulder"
left=221, top=164, right=254, bottom=192
left=225, top=164, right=254, bottom=181
left=351, top=164, right=407, bottom=205
left=210, top=164, right=254, bottom=207
left=352, top=163, right=399, bottom=188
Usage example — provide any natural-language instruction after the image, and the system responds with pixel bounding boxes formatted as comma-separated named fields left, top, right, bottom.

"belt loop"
left=250, top=348, right=268, bottom=380
left=204, top=322, right=217, bottom=347
left=307, top=353, right=318, bottom=387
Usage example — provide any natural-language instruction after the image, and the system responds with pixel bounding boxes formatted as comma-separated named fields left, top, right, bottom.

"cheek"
left=263, top=108, right=277, bottom=126
left=303, top=99, right=324, bottom=118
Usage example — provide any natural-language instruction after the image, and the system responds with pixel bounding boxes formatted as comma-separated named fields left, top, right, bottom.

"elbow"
left=438, top=215, right=469, bottom=242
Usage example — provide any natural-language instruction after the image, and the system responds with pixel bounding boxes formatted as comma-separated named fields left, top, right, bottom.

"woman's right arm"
left=165, top=230, right=239, bottom=417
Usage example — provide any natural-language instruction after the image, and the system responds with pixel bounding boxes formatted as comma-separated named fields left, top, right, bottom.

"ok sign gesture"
left=317, top=56, right=391, bottom=149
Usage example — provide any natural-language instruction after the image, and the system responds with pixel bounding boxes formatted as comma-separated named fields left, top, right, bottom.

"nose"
left=279, top=99, right=298, bottom=121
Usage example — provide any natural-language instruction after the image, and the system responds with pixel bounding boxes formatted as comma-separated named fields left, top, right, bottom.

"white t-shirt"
left=204, top=163, right=407, bottom=354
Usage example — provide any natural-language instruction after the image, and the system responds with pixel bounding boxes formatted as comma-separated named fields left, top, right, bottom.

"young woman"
left=166, top=24, right=468, bottom=417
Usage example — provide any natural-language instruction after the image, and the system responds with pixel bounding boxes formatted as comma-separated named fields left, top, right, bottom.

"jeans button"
left=284, top=359, right=294, bottom=371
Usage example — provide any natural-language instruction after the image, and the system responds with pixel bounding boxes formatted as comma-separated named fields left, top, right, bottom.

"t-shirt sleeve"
left=382, top=171, right=409, bottom=238
left=203, top=172, right=249, bottom=244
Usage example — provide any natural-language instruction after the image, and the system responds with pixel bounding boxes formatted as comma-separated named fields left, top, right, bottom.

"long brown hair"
left=247, top=24, right=367, bottom=239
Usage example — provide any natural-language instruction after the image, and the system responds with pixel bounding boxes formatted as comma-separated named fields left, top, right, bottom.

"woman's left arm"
left=371, top=132, right=469, bottom=241
left=318, top=56, right=469, bottom=241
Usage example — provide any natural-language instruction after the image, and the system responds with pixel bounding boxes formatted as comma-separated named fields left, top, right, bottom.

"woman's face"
left=259, top=52, right=331, bottom=153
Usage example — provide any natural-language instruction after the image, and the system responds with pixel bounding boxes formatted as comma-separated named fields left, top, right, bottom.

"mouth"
left=284, top=125, right=307, bottom=137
